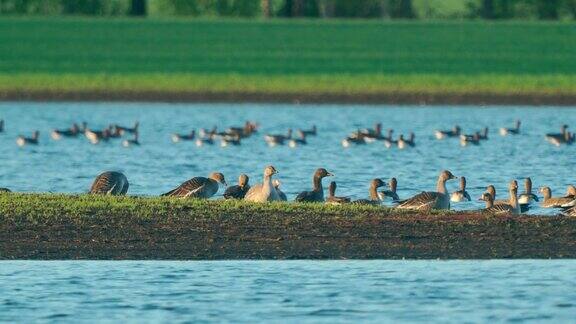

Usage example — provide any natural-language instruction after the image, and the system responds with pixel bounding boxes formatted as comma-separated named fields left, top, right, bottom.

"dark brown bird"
left=295, top=168, right=334, bottom=202
left=89, top=171, right=129, bottom=195
left=354, top=178, right=387, bottom=205
left=326, top=181, right=350, bottom=205
left=224, top=174, right=250, bottom=199
left=16, top=131, right=39, bottom=147
left=162, top=172, right=227, bottom=198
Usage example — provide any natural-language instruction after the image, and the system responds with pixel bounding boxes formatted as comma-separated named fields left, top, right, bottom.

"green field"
left=1, top=17, right=576, bottom=99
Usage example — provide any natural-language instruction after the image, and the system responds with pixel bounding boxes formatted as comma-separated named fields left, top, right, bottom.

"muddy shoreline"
left=2, top=90, right=576, bottom=106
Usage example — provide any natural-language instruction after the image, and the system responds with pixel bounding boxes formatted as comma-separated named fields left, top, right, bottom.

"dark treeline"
left=1, top=0, right=575, bottom=19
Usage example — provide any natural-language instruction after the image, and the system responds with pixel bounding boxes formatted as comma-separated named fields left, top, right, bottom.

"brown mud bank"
left=2, top=90, right=576, bottom=106
left=1, top=209, right=575, bottom=260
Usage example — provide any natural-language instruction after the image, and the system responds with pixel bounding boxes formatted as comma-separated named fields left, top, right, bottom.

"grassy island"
left=1, top=194, right=575, bottom=260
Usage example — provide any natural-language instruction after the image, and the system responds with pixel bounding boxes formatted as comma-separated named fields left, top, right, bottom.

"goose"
left=89, top=171, right=129, bottom=195
left=435, top=125, right=461, bottom=140
left=161, top=172, right=227, bottom=198
left=16, top=131, right=39, bottom=147
left=479, top=192, right=518, bottom=216
left=172, top=130, right=195, bottom=143
left=396, top=170, right=457, bottom=211
left=227, top=121, right=258, bottom=138
left=199, top=126, right=217, bottom=139
left=342, top=132, right=366, bottom=147
left=195, top=132, right=216, bottom=147
left=354, top=178, right=386, bottom=205
left=244, top=165, right=281, bottom=202
left=378, top=177, right=400, bottom=202
left=518, top=177, right=539, bottom=204
left=220, top=134, right=241, bottom=147
left=460, top=132, right=480, bottom=146
left=85, top=127, right=110, bottom=144
left=404, top=133, right=416, bottom=147
left=0, top=119, right=4, bottom=132
left=397, top=134, right=408, bottom=149
left=486, top=183, right=529, bottom=213
left=499, top=120, right=521, bottom=136
left=223, top=174, right=250, bottom=199
left=478, top=127, right=489, bottom=140
left=450, top=177, right=471, bottom=202
left=326, top=181, right=350, bottom=205
left=539, top=187, right=576, bottom=208
left=295, top=168, right=334, bottom=202
left=561, top=206, right=576, bottom=217
left=265, top=129, right=292, bottom=146
left=107, top=125, right=123, bottom=139
left=362, top=123, right=383, bottom=142
left=546, top=129, right=572, bottom=147
left=288, top=130, right=307, bottom=148
left=273, top=179, right=287, bottom=201
left=122, top=131, right=140, bottom=147
left=383, top=134, right=397, bottom=149
left=115, top=122, right=139, bottom=136
left=300, top=125, right=317, bottom=136
left=51, top=123, right=80, bottom=140
left=545, top=125, right=568, bottom=143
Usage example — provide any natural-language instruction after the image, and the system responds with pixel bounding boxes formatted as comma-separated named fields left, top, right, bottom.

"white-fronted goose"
left=115, top=122, right=139, bottom=136
left=396, top=170, right=457, bottom=211
left=265, top=129, right=292, bottom=146
left=295, top=168, right=334, bottom=202
left=223, top=174, right=250, bottom=199
left=326, top=181, right=350, bottom=205
left=518, top=177, right=538, bottom=204
left=479, top=192, right=517, bottom=216
left=378, top=177, right=400, bottom=202
left=499, top=120, right=521, bottom=136
left=162, top=172, right=227, bottom=198
left=220, top=134, right=241, bottom=147
left=450, top=177, right=471, bottom=202
left=244, top=166, right=281, bottom=202
left=539, top=186, right=575, bottom=208
left=122, top=131, right=140, bottom=147
left=16, top=131, right=39, bottom=147
left=273, top=179, right=287, bottom=201
left=460, top=132, right=480, bottom=146
left=172, top=130, right=195, bottom=143
left=89, top=171, right=129, bottom=195
left=288, top=130, right=307, bottom=148
left=51, top=123, right=80, bottom=140
left=300, top=125, right=317, bottom=136
left=354, top=178, right=386, bottom=205
left=435, top=125, right=461, bottom=140
left=85, top=127, right=110, bottom=144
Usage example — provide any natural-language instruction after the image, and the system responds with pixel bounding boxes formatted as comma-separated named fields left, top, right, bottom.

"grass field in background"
left=1, top=17, right=576, bottom=97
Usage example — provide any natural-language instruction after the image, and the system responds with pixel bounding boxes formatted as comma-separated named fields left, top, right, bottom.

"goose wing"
left=542, top=197, right=573, bottom=208
left=396, top=191, right=440, bottom=210
left=295, top=190, right=315, bottom=202
left=485, top=204, right=515, bottom=215
left=162, top=177, right=208, bottom=197
left=244, top=183, right=263, bottom=201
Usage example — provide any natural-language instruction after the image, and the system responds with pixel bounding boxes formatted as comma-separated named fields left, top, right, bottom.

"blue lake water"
left=1, top=260, right=575, bottom=323
left=0, top=102, right=575, bottom=214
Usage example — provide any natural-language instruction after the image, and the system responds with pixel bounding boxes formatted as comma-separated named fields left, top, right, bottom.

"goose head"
left=370, top=178, right=387, bottom=189
left=440, top=170, right=457, bottom=182
left=209, top=172, right=227, bottom=187
left=238, top=174, right=249, bottom=187
left=314, top=168, right=334, bottom=179
left=264, top=165, right=279, bottom=177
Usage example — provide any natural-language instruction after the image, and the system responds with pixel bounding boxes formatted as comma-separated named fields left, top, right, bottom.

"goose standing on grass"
left=89, top=171, right=129, bottom=195
left=396, top=170, right=457, bottom=211
left=486, top=183, right=529, bottom=213
left=223, top=174, right=250, bottom=199
left=326, top=181, right=350, bottom=205
left=172, top=130, right=195, bottom=143
left=265, top=129, right=292, bottom=147
left=122, top=131, right=140, bottom=147
left=51, top=123, right=80, bottom=140
left=162, top=172, right=227, bottom=198
left=451, top=177, right=471, bottom=202
left=354, top=178, right=386, bottom=205
left=435, top=125, right=461, bottom=140
left=273, top=179, right=287, bottom=201
left=500, top=120, right=521, bottom=136
left=16, top=131, right=39, bottom=147
left=479, top=192, right=518, bottom=216
left=295, top=168, right=334, bottom=202
left=538, top=187, right=576, bottom=208
left=518, top=177, right=538, bottom=204
left=378, top=177, right=400, bottom=202
left=288, top=130, right=307, bottom=148
left=244, top=166, right=281, bottom=202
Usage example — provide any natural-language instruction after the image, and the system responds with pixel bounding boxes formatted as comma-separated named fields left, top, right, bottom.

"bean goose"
left=354, top=178, right=386, bottom=205
left=378, top=177, right=400, bottom=202
left=172, top=130, right=195, bottom=143
left=51, top=123, right=80, bottom=140
left=499, top=120, right=521, bottom=136
left=479, top=192, right=517, bottom=216
left=89, top=171, right=129, bottom=195
left=326, top=181, right=351, bottom=205
left=244, top=166, right=281, bottom=202
left=223, top=174, right=250, bottom=199
left=16, top=131, right=39, bottom=147
left=451, top=177, right=471, bottom=202
left=265, top=129, right=292, bottom=146
left=518, top=177, right=538, bottom=204
left=396, top=170, right=457, bottom=211
left=122, top=131, right=140, bottom=147
left=273, top=179, right=287, bottom=201
left=539, top=187, right=575, bottom=208
left=295, top=168, right=334, bottom=202
left=161, top=172, right=227, bottom=198
left=435, top=125, right=461, bottom=140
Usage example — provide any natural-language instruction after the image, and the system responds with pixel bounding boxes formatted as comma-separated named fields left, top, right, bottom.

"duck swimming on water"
left=16, top=131, right=39, bottom=147
left=172, top=130, right=195, bottom=143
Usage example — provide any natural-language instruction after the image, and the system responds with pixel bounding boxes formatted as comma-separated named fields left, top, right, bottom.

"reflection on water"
left=0, top=260, right=575, bottom=322
left=0, top=102, right=574, bottom=214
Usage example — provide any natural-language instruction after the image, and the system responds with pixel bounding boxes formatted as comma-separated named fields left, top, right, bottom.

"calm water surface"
left=1, top=260, right=575, bottom=323
left=0, top=102, right=574, bottom=214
